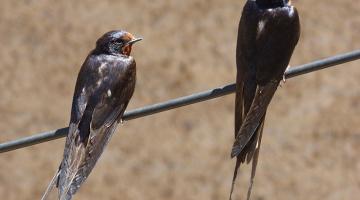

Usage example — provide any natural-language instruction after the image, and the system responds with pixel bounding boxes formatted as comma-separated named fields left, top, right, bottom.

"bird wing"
left=232, top=81, right=278, bottom=157
left=58, top=56, right=136, bottom=200
left=232, top=5, right=300, bottom=157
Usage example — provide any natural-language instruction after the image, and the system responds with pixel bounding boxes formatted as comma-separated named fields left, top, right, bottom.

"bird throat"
left=122, top=45, right=132, bottom=56
left=256, top=0, right=289, bottom=8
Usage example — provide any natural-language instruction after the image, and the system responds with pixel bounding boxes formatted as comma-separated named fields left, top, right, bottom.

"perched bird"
left=229, top=0, right=300, bottom=199
left=41, top=30, right=142, bottom=200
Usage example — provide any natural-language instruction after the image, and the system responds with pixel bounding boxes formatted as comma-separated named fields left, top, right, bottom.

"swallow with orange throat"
left=229, top=0, right=300, bottom=199
left=41, top=30, right=142, bottom=200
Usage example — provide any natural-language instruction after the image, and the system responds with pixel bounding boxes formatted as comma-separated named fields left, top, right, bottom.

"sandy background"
left=0, top=0, right=359, bottom=199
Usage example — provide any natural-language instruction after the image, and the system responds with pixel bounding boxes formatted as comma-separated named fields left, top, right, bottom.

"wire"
left=1, top=49, right=360, bottom=153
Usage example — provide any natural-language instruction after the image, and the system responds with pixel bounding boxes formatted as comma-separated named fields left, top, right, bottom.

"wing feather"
left=231, top=81, right=278, bottom=157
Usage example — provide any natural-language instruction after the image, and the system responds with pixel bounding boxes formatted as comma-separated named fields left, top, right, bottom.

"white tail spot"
left=257, top=20, right=266, bottom=37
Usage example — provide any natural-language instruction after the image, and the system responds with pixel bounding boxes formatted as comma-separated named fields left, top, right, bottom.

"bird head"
left=256, top=0, right=291, bottom=8
left=94, top=30, right=142, bottom=56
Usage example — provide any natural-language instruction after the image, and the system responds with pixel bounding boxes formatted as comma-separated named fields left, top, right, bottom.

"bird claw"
left=280, top=65, right=290, bottom=88
left=279, top=74, right=286, bottom=88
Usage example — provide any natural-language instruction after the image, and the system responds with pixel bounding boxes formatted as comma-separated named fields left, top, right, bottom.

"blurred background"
left=0, top=0, right=359, bottom=199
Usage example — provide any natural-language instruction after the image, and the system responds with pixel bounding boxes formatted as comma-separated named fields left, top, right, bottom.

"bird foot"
left=280, top=65, right=290, bottom=88
left=280, top=75, right=286, bottom=87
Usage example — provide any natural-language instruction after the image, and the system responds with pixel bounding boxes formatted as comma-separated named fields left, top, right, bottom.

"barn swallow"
left=41, top=30, right=142, bottom=200
left=229, top=0, right=300, bottom=199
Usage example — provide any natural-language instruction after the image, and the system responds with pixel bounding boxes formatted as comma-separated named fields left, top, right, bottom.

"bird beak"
left=126, top=38, right=143, bottom=45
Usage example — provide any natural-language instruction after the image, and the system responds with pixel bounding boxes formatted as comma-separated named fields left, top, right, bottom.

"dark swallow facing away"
left=230, top=0, right=300, bottom=199
left=41, top=30, right=142, bottom=200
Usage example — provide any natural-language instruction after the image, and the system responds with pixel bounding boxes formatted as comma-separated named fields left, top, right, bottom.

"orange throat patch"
left=122, top=45, right=132, bottom=56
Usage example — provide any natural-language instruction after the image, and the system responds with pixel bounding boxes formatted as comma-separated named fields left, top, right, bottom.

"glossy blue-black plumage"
left=41, top=30, right=140, bottom=200
left=230, top=1, right=300, bottom=199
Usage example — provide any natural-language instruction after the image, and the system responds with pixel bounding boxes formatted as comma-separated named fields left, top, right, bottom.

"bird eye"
left=113, top=41, right=123, bottom=46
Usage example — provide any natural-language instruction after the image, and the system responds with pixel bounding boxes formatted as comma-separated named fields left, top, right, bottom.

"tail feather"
left=229, top=157, right=241, bottom=200
left=229, top=119, right=264, bottom=200
left=41, top=170, right=60, bottom=200
left=246, top=121, right=264, bottom=200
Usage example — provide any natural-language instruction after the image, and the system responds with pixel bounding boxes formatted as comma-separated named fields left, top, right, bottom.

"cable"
left=1, top=49, right=360, bottom=153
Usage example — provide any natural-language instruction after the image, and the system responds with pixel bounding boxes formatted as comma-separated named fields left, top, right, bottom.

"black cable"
left=1, top=49, right=359, bottom=153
